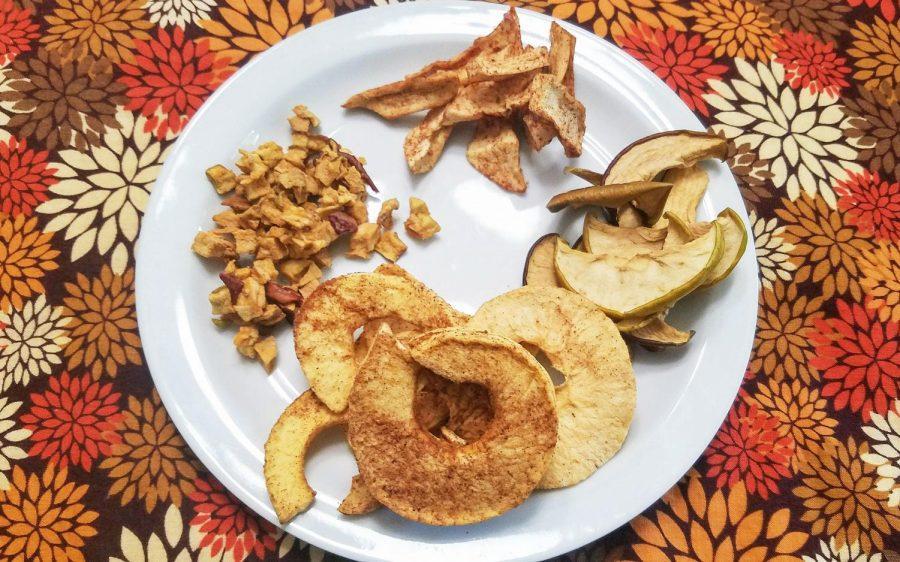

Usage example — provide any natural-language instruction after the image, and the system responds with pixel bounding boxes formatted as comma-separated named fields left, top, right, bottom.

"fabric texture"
left=0, top=0, right=897, bottom=559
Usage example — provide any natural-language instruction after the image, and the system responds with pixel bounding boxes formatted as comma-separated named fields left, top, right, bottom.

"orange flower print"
left=0, top=464, right=99, bottom=562
left=631, top=476, right=809, bottom=561
left=0, top=0, right=39, bottom=65
left=0, top=214, right=59, bottom=312
left=793, top=437, right=900, bottom=553
left=0, top=136, right=56, bottom=218
left=810, top=299, right=899, bottom=422
left=747, top=378, right=838, bottom=470
left=751, top=280, right=824, bottom=384
left=847, top=0, right=895, bottom=20
left=775, top=195, right=874, bottom=301
left=547, top=0, right=690, bottom=39
left=774, top=30, right=850, bottom=97
left=41, top=0, right=154, bottom=64
left=858, top=243, right=900, bottom=324
left=705, top=401, right=794, bottom=499
left=188, top=476, right=280, bottom=562
left=118, top=27, right=233, bottom=139
left=20, top=371, right=121, bottom=472
left=98, top=390, right=199, bottom=512
left=848, top=17, right=900, bottom=99
left=61, top=265, right=142, bottom=379
left=836, top=170, right=900, bottom=244
left=199, top=0, right=334, bottom=64
left=690, top=0, right=777, bottom=61
left=614, top=24, right=728, bottom=117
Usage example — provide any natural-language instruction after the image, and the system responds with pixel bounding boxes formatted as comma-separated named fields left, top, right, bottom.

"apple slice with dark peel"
left=523, top=234, right=562, bottom=287
left=603, top=130, right=727, bottom=185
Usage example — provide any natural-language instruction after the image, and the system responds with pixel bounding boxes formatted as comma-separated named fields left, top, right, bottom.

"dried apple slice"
left=523, top=234, right=562, bottom=287
left=464, top=46, right=548, bottom=84
left=604, top=130, right=727, bottom=185
left=338, top=475, right=380, bottom=515
left=529, top=74, right=585, bottom=157
left=648, top=165, right=709, bottom=228
left=564, top=166, right=603, bottom=184
left=627, top=315, right=694, bottom=349
left=614, top=314, right=657, bottom=333
left=665, top=209, right=747, bottom=287
left=522, top=22, right=576, bottom=151
left=554, top=223, right=723, bottom=319
left=467, top=117, right=526, bottom=192
left=404, top=107, right=453, bottom=174
left=582, top=214, right=666, bottom=254
left=264, top=390, right=343, bottom=523
left=441, top=72, right=535, bottom=126
left=547, top=181, right=672, bottom=212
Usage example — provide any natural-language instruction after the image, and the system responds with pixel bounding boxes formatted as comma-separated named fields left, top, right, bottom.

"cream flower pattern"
left=705, top=59, right=861, bottom=208
left=37, top=108, right=170, bottom=275
left=802, top=538, right=883, bottom=562
left=750, top=210, right=797, bottom=288
left=0, top=294, right=70, bottom=392
left=144, top=0, right=216, bottom=28
left=0, top=397, right=30, bottom=490
left=861, top=400, right=900, bottom=508
left=111, top=505, right=191, bottom=562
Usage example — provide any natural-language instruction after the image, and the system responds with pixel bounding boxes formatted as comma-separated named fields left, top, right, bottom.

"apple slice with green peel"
left=523, top=234, right=562, bottom=287
left=582, top=214, right=666, bottom=255
left=614, top=313, right=657, bottom=333
left=626, top=315, right=694, bottom=349
left=564, top=166, right=604, bottom=184
left=664, top=209, right=747, bottom=287
left=547, top=181, right=672, bottom=212
left=644, top=165, right=709, bottom=228
left=554, top=223, right=723, bottom=319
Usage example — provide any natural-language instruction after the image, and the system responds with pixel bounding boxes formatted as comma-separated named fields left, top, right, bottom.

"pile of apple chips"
left=526, top=130, right=748, bottom=348
left=265, top=266, right=635, bottom=526
left=344, top=7, right=586, bottom=193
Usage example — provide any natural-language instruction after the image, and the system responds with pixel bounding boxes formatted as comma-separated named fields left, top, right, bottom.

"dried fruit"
left=293, top=266, right=468, bottom=411
left=546, top=181, right=672, bottom=212
left=377, top=198, right=399, bottom=229
left=469, top=286, right=635, bottom=488
left=375, top=231, right=407, bottom=262
left=405, top=197, right=441, bottom=239
left=346, top=223, right=381, bottom=259
left=466, top=118, right=526, bottom=193
left=523, top=234, right=562, bottom=287
left=347, top=326, right=557, bottom=525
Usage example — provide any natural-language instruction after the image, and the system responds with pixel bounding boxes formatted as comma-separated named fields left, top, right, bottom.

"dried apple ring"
left=348, top=326, right=557, bottom=525
left=468, top=286, right=636, bottom=488
left=294, top=265, right=468, bottom=412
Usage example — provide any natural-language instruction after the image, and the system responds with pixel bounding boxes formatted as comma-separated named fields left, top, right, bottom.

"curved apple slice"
left=523, top=234, right=562, bottom=287
left=554, top=223, right=723, bottom=319
left=604, top=130, right=727, bottom=185
left=627, top=315, right=694, bottom=349
left=665, top=209, right=747, bottom=287
left=582, top=214, right=666, bottom=255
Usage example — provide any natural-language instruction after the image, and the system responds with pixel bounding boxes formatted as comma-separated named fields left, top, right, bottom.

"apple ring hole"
left=524, top=345, right=567, bottom=387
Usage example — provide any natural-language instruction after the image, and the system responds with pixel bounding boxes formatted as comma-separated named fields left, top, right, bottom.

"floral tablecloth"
left=0, top=0, right=897, bottom=559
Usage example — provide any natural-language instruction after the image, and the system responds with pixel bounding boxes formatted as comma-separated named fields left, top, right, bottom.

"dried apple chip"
left=528, top=74, right=585, bottom=157
left=338, top=475, right=380, bottom=516
left=347, top=326, right=557, bottom=525
left=546, top=181, right=672, bottom=212
left=463, top=46, right=548, bottom=84
left=441, top=72, right=536, bottom=126
left=523, top=233, right=563, bottom=288
left=264, top=390, right=343, bottom=523
left=294, top=266, right=467, bottom=412
left=404, top=107, right=453, bottom=174
left=469, top=286, right=636, bottom=488
left=467, top=118, right=526, bottom=193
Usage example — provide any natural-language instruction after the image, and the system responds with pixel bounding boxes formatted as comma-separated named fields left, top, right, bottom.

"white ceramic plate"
left=136, top=2, right=758, bottom=560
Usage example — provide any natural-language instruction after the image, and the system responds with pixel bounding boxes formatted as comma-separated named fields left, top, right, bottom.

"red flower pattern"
left=774, top=30, right=850, bottom=97
left=0, top=0, right=38, bottom=65
left=20, top=371, right=122, bottom=472
left=118, top=27, right=232, bottom=139
left=811, top=299, right=900, bottom=422
left=0, top=136, right=56, bottom=218
left=836, top=170, right=900, bottom=243
left=705, top=402, right=794, bottom=499
left=846, top=0, right=896, bottom=21
left=615, top=23, right=728, bottom=117
left=189, top=477, right=278, bottom=562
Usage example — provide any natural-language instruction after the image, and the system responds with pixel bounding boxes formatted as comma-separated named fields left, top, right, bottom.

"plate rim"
left=135, top=2, right=760, bottom=560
